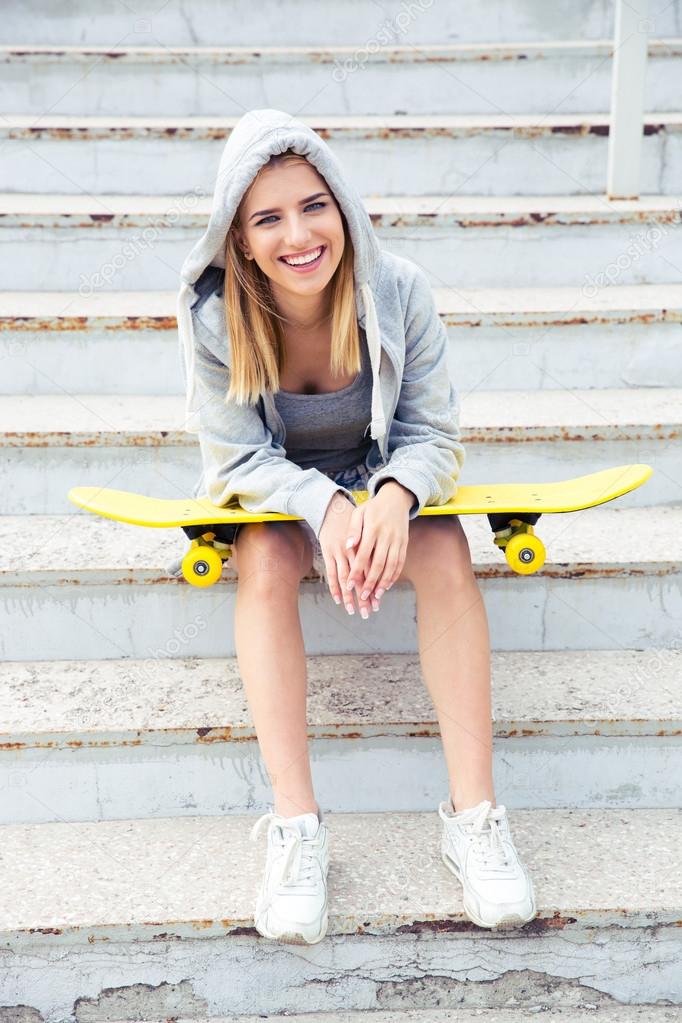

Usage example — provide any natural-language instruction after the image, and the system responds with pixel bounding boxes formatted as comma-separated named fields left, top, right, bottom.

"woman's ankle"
left=450, top=787, right=496, bottom=813
left=274, top=799, right=319, bottom=819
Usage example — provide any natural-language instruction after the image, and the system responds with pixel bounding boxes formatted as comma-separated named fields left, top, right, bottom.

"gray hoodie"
left=177, top=108, right=465, bottom=541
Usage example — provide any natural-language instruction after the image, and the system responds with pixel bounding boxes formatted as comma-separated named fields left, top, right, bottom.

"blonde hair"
left=223, top=150, right=361, bottom=405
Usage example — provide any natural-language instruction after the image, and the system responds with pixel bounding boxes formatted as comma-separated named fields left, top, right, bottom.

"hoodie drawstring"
left=359, top=280, right=386, bottom=447
left=177, top=279, right=201, bottom=435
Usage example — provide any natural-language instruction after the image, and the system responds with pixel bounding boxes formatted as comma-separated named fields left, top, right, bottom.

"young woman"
left=175, top=108, right=536, bottom=945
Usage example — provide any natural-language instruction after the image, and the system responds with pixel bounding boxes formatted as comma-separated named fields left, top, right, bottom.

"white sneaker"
left=166, top=555, right=184, bottom=578
left=438, top=797, right=537, bottom=928
left=166, top=540, right=191, bottom=578
left=249, top=807, right=330, bottom=944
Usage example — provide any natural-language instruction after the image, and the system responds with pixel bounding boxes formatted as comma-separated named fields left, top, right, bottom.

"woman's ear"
left=232, top=228, right=251, bottom=259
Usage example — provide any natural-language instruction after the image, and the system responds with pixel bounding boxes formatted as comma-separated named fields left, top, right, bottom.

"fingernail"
left=346, top=580, right=354, bottom=591
left=372, top=601, right=379, bottom=612
left=361, top=590, right=369, bottom=600
left=345, top=538, right=355, bottom=549
left=333, top=595, right=341, bottom=605
left=376, top=588, right=385, bottom=598
left=346, top=605, right=354, bottom=615
left=360, top=608, right=369, bottom=619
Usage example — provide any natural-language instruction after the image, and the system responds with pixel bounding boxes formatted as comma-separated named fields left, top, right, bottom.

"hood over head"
left=177, top=107, right=385, bottom=441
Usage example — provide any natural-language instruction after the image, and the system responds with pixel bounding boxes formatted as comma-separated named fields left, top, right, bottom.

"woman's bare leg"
left=233, top=522, right=319, bottom=818
left=402, top=518, right=496, bottom=813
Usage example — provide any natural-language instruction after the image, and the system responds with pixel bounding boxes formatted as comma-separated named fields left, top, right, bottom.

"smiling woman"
left=174, top=108, right=532, bottom=948
left=223, top=151, right=363, bottom=406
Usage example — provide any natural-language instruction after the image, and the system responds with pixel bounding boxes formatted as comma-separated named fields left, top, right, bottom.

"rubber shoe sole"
left=254, top=902, right=329, bottom=945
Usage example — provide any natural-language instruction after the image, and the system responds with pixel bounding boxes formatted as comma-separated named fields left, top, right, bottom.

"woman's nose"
left=283, top=216, right=311, bottom=248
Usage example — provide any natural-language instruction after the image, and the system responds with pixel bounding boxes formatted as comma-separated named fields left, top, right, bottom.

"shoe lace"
left=250, top=811, right=320, bottom=911
left=462, top=800, right=511, bottom=871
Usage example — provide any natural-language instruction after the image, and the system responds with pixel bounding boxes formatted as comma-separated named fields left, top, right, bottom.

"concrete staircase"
left=1, top=0, right=681, bottom=1019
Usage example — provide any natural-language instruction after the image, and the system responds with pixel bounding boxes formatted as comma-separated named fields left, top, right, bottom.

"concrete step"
left=0, top=389, right=676, bottom=514
left=1, top=506, right=680, bottom=659
left=4, top=285, right=682, bottom=394
left=4, top=41, right=682, bottom=116
left=3, top=0, right=678, bottom=46
left=4, top=191, right=682, bottom=290
left=3, top=114, right=682, bottom=199
left=0, top=809, right=679, bottom=1013
left=2, top=649, right=679, bottom=824
left=103, top=1012, right=682, bottom=1023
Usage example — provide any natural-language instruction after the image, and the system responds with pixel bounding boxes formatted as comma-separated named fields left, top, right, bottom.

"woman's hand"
left=345, top=482, right=413, bottom=606
left=319, top=483, right=414, bottom=616
left=319, top=491, right=375, bottom=617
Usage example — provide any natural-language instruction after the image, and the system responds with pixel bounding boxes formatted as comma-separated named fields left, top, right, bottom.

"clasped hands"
left=318, top=481, right=414, bottom=618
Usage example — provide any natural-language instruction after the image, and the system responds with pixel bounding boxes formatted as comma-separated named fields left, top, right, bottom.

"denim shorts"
left=231, top=460, right=372, bottom=588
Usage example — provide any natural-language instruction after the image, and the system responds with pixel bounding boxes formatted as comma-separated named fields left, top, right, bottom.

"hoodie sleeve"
left=185, top=312, right=359, bottom=542
left=365, top=265, right=466, bottom=517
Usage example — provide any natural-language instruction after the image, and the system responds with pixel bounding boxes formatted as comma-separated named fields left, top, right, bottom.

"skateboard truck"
left=487, top=513, right=545, bottom=575
left=180, top=523, right=235, bottom=587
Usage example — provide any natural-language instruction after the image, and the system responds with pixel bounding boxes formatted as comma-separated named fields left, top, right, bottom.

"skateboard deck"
left=68, top=463, right=652, bottom=585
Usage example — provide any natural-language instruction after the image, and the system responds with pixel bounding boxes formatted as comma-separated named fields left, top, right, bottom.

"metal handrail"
left=607, top=0, right=650, bottom=199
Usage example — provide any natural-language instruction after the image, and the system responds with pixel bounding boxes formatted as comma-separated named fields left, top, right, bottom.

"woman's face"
left=235, top=160, right=345, bottom=307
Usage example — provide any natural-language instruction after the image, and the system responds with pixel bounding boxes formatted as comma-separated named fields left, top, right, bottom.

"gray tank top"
left=273, top=326, right=373, bottom=472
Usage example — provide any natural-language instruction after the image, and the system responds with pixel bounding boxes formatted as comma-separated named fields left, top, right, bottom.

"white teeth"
left=282, top=247, right=323, bottom=266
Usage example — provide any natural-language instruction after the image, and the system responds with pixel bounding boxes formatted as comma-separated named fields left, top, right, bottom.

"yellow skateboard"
left=68, top=463, right=652, bottom=587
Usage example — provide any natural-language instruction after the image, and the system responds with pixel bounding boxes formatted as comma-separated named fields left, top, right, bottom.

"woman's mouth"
left=279, top=245, right=326, bottom=273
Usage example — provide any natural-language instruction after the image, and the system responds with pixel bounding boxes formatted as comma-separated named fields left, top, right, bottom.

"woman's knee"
left=409, top=517, right=476, bottom=589
left=233, top=521, right=313, bottom=588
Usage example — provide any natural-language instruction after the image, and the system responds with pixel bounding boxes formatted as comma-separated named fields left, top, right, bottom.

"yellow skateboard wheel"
left=181, top=544, right=223, bottom=587
left=504, top=532, right=546, bottom=575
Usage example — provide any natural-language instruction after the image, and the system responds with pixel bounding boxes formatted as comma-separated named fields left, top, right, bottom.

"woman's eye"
left=256, top=202, right=326, bottom=226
